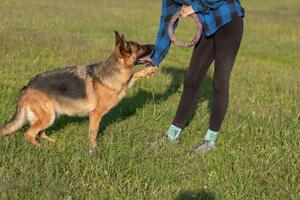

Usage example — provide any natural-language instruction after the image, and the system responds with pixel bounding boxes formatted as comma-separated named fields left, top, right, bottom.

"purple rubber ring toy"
left=168, top=11, right=202, bottom=48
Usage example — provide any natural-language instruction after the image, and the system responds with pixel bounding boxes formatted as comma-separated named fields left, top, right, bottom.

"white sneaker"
left=188, top=140, right=215, bottom=155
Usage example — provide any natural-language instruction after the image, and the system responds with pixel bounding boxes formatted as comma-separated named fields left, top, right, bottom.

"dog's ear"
left=115, top=31, right=132, bottom=57
left=115, top=31, right=123, bottom=46
left=121, top=34, right=132, bottom=54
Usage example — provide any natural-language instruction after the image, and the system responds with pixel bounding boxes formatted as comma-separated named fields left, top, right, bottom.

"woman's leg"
left=149, top=35, right=215, bottom=146
left=189, top=17, right=244, bottom=154
left=172, top=35, right=215, bottom=128
left=209, top=17, right=244, bottom=131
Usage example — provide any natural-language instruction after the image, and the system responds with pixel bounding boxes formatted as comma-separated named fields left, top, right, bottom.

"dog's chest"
left=86, top=69, right=132, bottom=113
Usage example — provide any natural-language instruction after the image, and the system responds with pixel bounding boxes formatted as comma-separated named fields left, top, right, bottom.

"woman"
left=148, top=0, right=245, bottom=154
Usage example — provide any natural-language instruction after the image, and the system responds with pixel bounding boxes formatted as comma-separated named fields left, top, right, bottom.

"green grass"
left=0, top=0, right=299, bottom=199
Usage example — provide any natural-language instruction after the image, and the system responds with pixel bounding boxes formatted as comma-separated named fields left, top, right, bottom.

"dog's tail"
left=0, top=107, right=26, bottom=137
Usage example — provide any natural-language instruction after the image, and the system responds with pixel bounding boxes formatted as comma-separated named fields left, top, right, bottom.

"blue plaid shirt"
left=150, top=0, right=245, bottom=66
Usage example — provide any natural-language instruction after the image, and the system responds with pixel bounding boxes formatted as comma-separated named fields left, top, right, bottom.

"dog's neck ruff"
left=85, top=54, right=120, bottom=80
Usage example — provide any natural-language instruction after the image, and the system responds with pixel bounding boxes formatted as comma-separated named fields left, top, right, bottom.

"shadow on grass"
left=47, top=66, right=213, bottom=135
left=175, top=189, right=216, bottom=200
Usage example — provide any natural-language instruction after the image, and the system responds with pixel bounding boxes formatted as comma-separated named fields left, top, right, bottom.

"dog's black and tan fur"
left=0, top=31, right=155, bottom=152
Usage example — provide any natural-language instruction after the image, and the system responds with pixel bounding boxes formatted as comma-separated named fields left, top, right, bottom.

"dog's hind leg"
left=20, top=88, right=56, bottom=146
left=24, top=112, right=54, bottom=147
left=23, top=122, right=45, bottom=147
left=23, top=106, right=54, bottom=147
left=23, top=109, right=55, bottom=147
left=39, top=131, right=55, bottom=143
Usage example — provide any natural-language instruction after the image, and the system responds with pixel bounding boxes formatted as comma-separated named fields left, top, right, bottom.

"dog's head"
left=114, top=31, right=154, bottom=68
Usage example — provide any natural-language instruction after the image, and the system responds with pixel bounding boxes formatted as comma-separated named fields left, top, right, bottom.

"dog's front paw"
left=89, top=148, right=97, bottom=156
left=89, top=147, right=99, bottom=157
left=135, top=67, right=157, bottom=78
left=143, top=66, right=157, bottom=77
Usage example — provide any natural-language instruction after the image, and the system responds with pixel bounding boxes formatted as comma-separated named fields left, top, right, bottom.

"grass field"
left=0, top=0, right=299, bottom=199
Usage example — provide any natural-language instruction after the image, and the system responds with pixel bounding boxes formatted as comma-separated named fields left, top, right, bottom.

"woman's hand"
left=180, top=5, right=195, bottom=17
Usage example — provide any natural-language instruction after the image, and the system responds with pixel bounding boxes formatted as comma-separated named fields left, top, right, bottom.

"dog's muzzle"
left=136, top=44, right=154, bottom=65
left=136, top=58, right=152, bottom=65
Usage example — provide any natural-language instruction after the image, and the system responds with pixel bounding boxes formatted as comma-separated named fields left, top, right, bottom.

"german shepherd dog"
left=0, top=31, right=155, bottom=153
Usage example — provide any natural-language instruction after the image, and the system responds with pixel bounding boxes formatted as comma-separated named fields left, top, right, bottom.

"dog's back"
left=28, top=66, right=87, bottom=100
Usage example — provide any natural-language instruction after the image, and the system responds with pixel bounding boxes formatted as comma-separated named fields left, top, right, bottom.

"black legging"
left=173, top=16, right=244, bottom=131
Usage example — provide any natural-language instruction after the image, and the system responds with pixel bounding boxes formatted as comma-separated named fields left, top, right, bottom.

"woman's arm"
left=150, top=0, right=181, bottom=67
left=151, top=0, right=211, bottom=66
